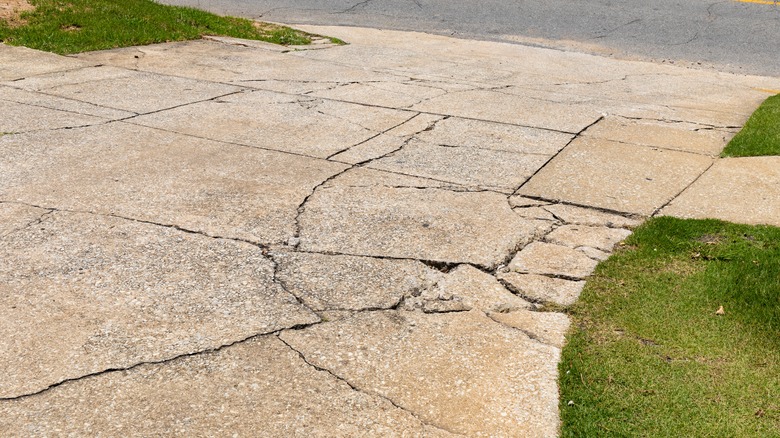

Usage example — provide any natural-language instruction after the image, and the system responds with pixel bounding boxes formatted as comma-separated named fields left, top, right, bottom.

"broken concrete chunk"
left=577, top=246, right=612, bottom=261
left=280, top=310, right=562, bottom=437
left=273, top=251, right=443, bottom=311
left=513, top=206, right=559, bottom=221
left=428, top=265, right=532, bottom=313
left=488, top=310, right=571, bottom=348
left=508, top=241, right=600, bottom=279
left=508, top=195, right=552, bottom=208
left=497, top=272, right=586, bottom=306
left=0, top=212, right=318, bottom=398
left=0, top=336, right=450, bottom=437
left=543, top=203, right=642, bottom=228
left=545, top=224, right=632, bottom=252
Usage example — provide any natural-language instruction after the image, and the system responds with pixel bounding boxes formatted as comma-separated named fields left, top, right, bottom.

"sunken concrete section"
left=1, top=22, right=778, bottom=436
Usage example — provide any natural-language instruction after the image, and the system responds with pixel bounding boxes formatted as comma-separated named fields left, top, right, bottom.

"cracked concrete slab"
left=75, top=40, right=401, bottom=85
left=508, top=241, right=600, bottom=280
left=519, top=137, right=713, bottom=215
left=280, top=310, right=561, bottom=437
left=497, top=272, right=586, bottom=306
left=414, top=116, right=574, bottom=155
left=488, top=310, right=571, bottom=349
left=0, top=85, right=134, bottom=120
left=7, top=65, right=242, bottom=114
left=584, top=116, right=733, bottom=156
left=273, top=251, right=443, bottom=311
left=411, top=88, right=602, bottom=133
left=0, top=211, right=318, bottom=398
left=0, top=202, right=48, bottom=237
left=298, top=185, right=543, bottom=269
left=0, top=123, right=348, bottom=244
left=0, top=44, right=95, bottom=81
left=545, top=225, right=632, bottom=252
left=424, top=265, right=533, bottom=313
left=131, top=89, right=414, bottom=158
left=0, top=99, right=105, bottom=133
left=660, top=157, right=780, bottom=226
left=542, top=203, right=642, bottom=228
left=368, top=138, right=551, bottom=192
left=0, top=336, right=450, bottom=437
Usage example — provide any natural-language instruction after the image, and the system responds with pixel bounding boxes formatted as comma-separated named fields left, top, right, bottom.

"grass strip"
left=722, top=94, right=780, bottom=157
left=0, top=0, right=317, bottom=54
left=560, top=216, right=780, bottom=437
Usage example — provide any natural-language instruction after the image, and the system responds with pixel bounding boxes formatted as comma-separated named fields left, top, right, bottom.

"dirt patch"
left=1, top=0, right=35, bottom=27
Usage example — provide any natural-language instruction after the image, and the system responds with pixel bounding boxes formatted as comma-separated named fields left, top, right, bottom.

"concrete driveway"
left=1, top=26, right=779, bottom=436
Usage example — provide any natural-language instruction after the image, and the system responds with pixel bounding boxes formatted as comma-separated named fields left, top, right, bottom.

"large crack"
left=0, top=321, right=320, bottom=402
left=276, top=334, right=464, bottom=436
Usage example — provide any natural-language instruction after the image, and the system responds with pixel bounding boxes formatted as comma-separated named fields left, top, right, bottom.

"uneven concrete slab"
left=0, top=123, right=348, bottom=245
left=369, top=139, right=550, bottom=192
left=8, top=65, right=242, bottom=114
left=298, top=185, right=543, bottom=269
left=0, top=44, right=94, bottom=81
left=519, top=137, right=713, bottom=215
left=280, top=310, right=561, bottom=437
left=584, top=116, right=733, bottom=156
left=497, top=272, right=586, bottom=306
left=0, top=211, right=318, bottom=398
left=543, top=203, right=643, bottom=228
left=545, top=225, right=632, bottom=252
left=131, top=90, right=414, bottom=158
left=273, top=251, right=443, bottom=311
left=411, top=88, right=602, bottom=133
left=508, top=242, right=599, bottom=280
left=0, top=336, right=449, bottom=437
left=660, top=157, right=780, bottom=226
left=0, top=203, right=48, bottom=237
left=414, top=116, right=574, bottom=155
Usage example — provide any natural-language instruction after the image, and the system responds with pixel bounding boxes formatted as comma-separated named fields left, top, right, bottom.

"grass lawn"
left=722, top=93, right=780, bottom=157
left=0, top=0, right=322, bottom=54
left=559, top=217, right=780, bottom=437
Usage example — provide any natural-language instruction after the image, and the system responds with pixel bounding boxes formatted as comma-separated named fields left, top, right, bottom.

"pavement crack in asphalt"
left=0, top=323, right=321, bottom=402
left=337, top=0, right=377, bottom=14
left=512, top=115, right=605, bottom=196
left=590, top=18, right=642, bottom=40
left=651, top=160, right=716, bottom=217
left=276, top=332, right=464, bottom=436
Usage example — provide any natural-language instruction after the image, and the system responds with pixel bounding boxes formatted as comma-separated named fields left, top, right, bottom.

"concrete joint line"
left=652, top=160, right=717, bottom=217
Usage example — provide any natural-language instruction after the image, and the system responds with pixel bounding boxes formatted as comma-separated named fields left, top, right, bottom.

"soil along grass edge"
left=0, top=0, right=325, bottom=54
left=722, top=93, right=780, bottom=157
left=559, top=216, right=780, bottom=436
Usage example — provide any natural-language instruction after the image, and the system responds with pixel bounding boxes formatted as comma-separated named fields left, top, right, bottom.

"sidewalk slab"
left=518, top=137, right=713, bottom=215
left=0, top=211, right=318, bottom=398
left=0, top=336, right=448, bottom=437
left=0, top=44, right=94, bottom=81
left=659, top=157, right=780, bottom=226
left=0, top=123, right=347, bottom=245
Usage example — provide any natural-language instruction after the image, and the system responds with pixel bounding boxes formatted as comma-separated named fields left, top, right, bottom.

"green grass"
left=722, top=94, right=780, bottom=157
left=560, top=217, right=780, bottom=437
left=0, top=0, right=315, bottom=54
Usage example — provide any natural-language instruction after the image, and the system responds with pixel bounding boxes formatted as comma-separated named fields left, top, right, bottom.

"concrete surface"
left=1, top=24, right=779, bottom=436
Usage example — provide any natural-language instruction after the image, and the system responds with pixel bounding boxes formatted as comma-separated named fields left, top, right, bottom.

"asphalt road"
left=161, top=0, right=780, bottom=77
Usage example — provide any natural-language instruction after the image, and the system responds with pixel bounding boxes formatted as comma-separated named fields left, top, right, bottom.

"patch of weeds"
left=722, top=93, right=780, bottom=157
left=0, top=0, right=318, bottom=54
left=560, top=216, right=780, bottom=437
